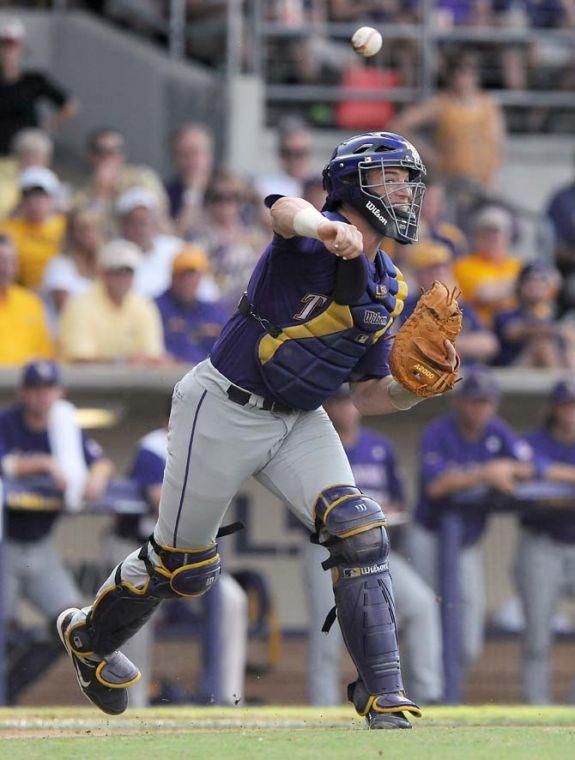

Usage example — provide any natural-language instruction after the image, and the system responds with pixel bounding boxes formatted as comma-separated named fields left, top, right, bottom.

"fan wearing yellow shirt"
left=0, top=166, right=66, bottom=290
left=58, top=239, right=165, bottom=364
left=0, top=233, right=54, bottom=365
left=453, top=206, right=522, bottom=327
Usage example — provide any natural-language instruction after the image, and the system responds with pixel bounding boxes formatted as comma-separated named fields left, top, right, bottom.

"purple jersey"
left=210, top=210, right=393, bottom=400
left=346, top=429, right=403, bottom=507
left=155, top=290, right=229, bottom=365
left=416, top=413, right=532, bottom=545
left=116, top=428, right=167, bottom=542
left=523, top=428, right=575, bottom=543
left=0, top=404, right=103, bottom=541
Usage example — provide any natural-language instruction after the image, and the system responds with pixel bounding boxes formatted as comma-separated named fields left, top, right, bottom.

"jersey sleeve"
left=82, top=433, right=105, bottom=466
left=420, top=424, right=451, bottom=486
left=33, top=72, right=69, bottom=107
left=501, top=426, right=533, bottom=463
left=129, top=447, right=166, bottom=489
left=384, top=443, right=404, bottom=503
left=349, top=337, right=391, bottom=382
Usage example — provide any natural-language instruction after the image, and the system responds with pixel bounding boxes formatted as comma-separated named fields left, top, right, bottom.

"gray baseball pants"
left=406, top=523, right=485, bottom=670
left=515, top=528, right=575, bottom=704
left=5, top=534, right=82, bottom=622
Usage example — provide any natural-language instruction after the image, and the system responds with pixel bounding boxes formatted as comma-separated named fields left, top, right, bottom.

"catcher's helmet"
left=322, top=132, right=426, bottom=244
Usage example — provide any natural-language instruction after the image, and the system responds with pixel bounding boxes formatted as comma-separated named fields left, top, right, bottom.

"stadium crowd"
left=1, top=11, right=575, bottom=708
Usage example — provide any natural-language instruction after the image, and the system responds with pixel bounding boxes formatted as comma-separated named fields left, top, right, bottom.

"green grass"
left=0, top=706, right=573, bottom=760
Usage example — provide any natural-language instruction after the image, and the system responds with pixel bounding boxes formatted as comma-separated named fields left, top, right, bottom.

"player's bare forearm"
left=350, top=377, right=414, bottom=416
left=269, top=196, right=363, bottom=258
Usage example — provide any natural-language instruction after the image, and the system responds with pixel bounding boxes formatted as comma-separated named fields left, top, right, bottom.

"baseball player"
left=303, top=386, right=443, bottom=706
left=57, top=132, right=458, bottom=729
left=516, top=380, right=575, bottom=704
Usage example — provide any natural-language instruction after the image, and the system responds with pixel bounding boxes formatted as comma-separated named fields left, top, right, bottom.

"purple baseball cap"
left=20, top=359, right=61, bottom=388
left=457, top=369, right=500, bottom=401
left=551, top=379, right=575, bottom=405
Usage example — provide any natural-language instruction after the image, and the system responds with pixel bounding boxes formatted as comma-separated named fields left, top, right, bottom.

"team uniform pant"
left=302, top=541, right=443, bottom=705
left=5, top=534, right=82, bottom=623
left=515, top=529, right=575, bottom=705
left=406, top=524, right=485, bottom=670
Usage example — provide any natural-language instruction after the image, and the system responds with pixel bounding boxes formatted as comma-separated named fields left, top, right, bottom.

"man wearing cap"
left=0, top=17, right=76, bottom=158
left=0, top=359, right=112, bottom=628
left=517, top=380, right=575, bottom=704
left=0, top=166, right=66, bottom=289
left=58, top=239, right=165, bottom=364
left=402, top=240, right=498, bottom=365
left=0, top=233, right=53, bottom=365
left=493, top=262, right=573, bottom=368
left=155, top=245, right=228, bottom=364
left=453, top=206, right=522, bottom=326
left=407, top=368, right=537, bottom=670
left=301, top=386, right=443, bottom=706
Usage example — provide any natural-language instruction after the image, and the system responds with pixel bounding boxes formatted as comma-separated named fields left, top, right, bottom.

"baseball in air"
left=351, top=26, right=383, bottom=58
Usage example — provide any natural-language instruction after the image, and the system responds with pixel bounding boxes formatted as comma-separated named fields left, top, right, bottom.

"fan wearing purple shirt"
left=407, top=367, right=536, bottom=670
left=516, top=380, right=575, bottom=705
left=155, top=245, right=228, bottom=364
left=302, top=385, right=443, bottom=706
left=57, top=131, right=459, bottom=728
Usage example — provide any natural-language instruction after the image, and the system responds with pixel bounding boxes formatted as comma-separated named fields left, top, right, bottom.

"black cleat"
left=57, top=608, right=141, bottom=715
left=365, top=709, right=413, bottom=730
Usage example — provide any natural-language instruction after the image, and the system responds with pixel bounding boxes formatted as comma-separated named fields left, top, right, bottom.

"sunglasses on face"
left=92, top=143, right=124, bottom=157
left=106, top=267, right=134, bottom=275
left=280, top=148, right=310, bottom=159
left=209, top=192, right=241, bottom=204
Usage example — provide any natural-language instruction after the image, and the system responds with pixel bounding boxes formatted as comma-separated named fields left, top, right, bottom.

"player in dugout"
left=57, top=131, right=459, bottom=729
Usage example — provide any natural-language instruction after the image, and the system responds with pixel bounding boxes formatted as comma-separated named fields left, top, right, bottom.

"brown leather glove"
left=390, top=281, right=463, bottom=398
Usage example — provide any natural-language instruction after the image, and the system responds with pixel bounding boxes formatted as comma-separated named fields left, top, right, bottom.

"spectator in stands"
left=165, top=124, right=214, bottom=233
left=402, top=241, right=499, bottom=365
left=155, top=245, right=228, bottom=365
left=391, top=52, right=505, bottom=190
left=418, top=179, right=468, bottom=258
left=75, top=127, right=168, bottom=227
left=116, top=187, right=184, bottom=299
left=42, top=207, right=104, bottom=321
left=517, top=379, right=575, bottom=704
left=0, top=360, right=112, bottom=629
left=453, top=205, right=522, bottom=326
left=254, top=118, right=314, bottom=199
left=303, top=385, right=443, bottom=705
left=0, top=129, right=55, bottom=219
left=329, top=0, right=400, bottom=22
left=0, top=167, right=66, bottom=290
left=493, top=262, right=575, bottom=367
left=108, top=410, right=248, bottom=706
left=546, top=162, right=575, bottom=314
left=407, top=368, right=536, bottom=671
left=58, top=239, right=165, bottom=364
left=0, top=17, right=77, bottom=158
left=190, top=170, right=265, bottom=305
left=0, top=233, right=53, bottom=366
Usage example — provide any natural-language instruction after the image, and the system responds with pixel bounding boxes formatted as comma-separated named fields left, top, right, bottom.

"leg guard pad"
left=320, top=492, right=404, bottom=700
left=68, top=539, right=221, bottom=657
left=314, top=485, right=386, bottom=540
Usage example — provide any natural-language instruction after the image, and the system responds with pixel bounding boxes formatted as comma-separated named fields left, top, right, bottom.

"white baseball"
left=351, top=26, right=383, bottom=58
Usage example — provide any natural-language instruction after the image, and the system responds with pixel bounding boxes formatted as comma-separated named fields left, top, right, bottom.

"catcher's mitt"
left=390, top=281, right=463, bottom=398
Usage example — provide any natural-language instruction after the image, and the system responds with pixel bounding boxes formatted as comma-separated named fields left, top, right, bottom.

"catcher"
left=57, top=132, right=460, bottom=728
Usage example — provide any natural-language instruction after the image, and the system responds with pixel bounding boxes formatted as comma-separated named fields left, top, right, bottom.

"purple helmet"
left=322, top=131, right=426, bottom=244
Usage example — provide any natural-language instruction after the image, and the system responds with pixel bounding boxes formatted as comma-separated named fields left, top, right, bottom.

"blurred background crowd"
left=0, top=0, right=575, bottom=711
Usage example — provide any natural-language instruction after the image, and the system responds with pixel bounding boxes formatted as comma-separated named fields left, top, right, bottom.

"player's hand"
left=481, top=460, right=517, bottom=494
left=83, top=474, right=107, bottom=502
left=318, top=220, right=363, bottom=260
left=48, top=461, right=68, bottom=493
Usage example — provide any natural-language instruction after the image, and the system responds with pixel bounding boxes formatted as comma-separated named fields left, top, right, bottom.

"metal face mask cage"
left=358, top=158, right=426, bottom=243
